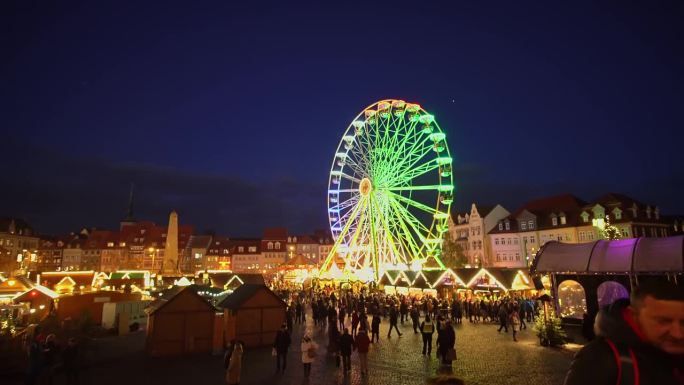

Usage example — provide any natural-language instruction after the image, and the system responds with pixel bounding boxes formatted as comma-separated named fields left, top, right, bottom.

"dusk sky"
left=2, top=1, right=683, bottom=237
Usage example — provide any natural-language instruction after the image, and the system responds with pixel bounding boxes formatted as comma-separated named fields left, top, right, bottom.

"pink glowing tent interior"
left=532, top=235, right=684, bottom=274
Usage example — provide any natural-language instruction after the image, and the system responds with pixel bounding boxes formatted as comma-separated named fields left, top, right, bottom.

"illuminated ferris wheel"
left=319, top=99, right=454, bottom=282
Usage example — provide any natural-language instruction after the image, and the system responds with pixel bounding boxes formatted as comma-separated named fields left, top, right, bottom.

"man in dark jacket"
left=273, top=324, right=291, bottom=373
left=339, top=328, right=355, bottom=373
left=387, top=306, right=402, bottom=338
left=564, top=281, right=684, bottom=385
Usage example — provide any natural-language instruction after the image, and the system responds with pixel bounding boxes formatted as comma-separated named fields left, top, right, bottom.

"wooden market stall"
left=218, top=284, right=286, bottom=348
left=146, top=285, right=223, bottom=356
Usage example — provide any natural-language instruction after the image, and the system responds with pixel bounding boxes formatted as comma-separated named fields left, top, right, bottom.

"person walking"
left=351, top=310, right=360, bottom=337
left=410, top=306, right=420, bottom=333
left=354, top=329, right=371, bottom=376
left=225, top=343, right=243, bottom=385
left=437, top=320, right=456, bottom=366
left=497, top=304, right=509, bottom=333
left=400, top=300, right=409, bottom=324
left=509, top=310, right=521, bottom=342
left=387, top=306, right=402, bottom=338
left=420, top=315, right=435, bottom=356
left=273, top=323, right=291, bottom=373
left=300, top=334, right=317, bottom=378
left=339, top=328, right=355, bottom=374
left=338, top=306, right=346, bottom=331
left=371, top=313, right=381, bottom=343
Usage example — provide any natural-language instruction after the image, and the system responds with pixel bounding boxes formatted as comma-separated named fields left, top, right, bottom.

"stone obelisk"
left=163, top=210, right=179, bottom=275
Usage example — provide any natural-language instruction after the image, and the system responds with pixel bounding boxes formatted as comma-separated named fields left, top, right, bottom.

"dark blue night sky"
left=2, top=1, right=683, bottom=236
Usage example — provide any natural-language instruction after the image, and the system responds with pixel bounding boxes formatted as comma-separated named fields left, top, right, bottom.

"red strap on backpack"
left=605, top=338, right=640, bottom=385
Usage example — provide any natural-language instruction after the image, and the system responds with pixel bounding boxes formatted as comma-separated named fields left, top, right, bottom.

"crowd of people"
left=242, top=286, right=542, bottom=383
left=24, top=326, right=80, bottom=385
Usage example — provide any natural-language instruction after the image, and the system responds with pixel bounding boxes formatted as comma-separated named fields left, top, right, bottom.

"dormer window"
left=646, top=206, right=652, bottom=219
left=287, top=237, right=292, bottom=242
left=275, top=242, right=281, bottom=249
left=238, top=246, right=244, bottom=252
left=613, top=208, right=622, bottom=220
left=631, top=203, right=638, bottom=218
left=528, top=220, right=534, bottom=230
left=498, top=223, right=503, bottom=231
left=559, top=213, right=566, bottom=225
left=551, top=216, right=558, bottom=226
left=520, top=221, right=527, bottom=231
left=581, top=212, right=589, bottom=223
left=267, top=242, right=274, bottom=250
left=505, top=221, right=510, bottom=230
left=654, top=207, right=660, bottom=220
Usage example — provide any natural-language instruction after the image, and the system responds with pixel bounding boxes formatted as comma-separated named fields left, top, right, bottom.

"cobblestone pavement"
left=11, top=314, right=576, bottom=385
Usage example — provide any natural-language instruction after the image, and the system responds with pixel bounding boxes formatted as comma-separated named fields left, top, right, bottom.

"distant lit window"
left=248, top=246, right=257, bottom=253
left=498, top=223, right=503, bottom=231
left=528, top=220, right=534, bottom=229
left=505, top=222, right=510, bottom=230
left=275, top=242, right=281, bottom=249
left=238, top=247, right=244, bottom=252
left=552, top=217, right=558, bottom=226
left=268, top=242, right=273, bottom=250
left=495, top=238, right=499, bottom=245
left=560, top=215, right=566, bottom=225
left=520, top=222, right=527, bottom=231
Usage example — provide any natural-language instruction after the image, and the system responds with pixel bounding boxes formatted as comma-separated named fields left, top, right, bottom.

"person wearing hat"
left=300, top=333, right=318, bottom=378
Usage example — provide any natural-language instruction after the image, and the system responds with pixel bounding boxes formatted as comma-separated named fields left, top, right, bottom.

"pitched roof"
left=147, top=284, right=218, bottom=314
left=217, top=284, right=285, bottom=310
left=475, top=205, right=496, bottom=218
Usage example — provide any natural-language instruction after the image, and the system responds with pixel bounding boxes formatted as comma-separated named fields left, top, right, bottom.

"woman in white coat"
left=301, top=333, right=318, bottom=378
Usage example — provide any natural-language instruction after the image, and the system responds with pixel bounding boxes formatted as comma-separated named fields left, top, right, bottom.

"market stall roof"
left=532, top=235, right=684, bottom=274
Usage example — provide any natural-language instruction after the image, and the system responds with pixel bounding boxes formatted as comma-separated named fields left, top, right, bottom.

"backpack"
left=604, top=338, right=639, bottom=385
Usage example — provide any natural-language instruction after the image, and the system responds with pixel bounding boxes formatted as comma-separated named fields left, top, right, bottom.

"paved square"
left=37, top=314, right=575, bottom=385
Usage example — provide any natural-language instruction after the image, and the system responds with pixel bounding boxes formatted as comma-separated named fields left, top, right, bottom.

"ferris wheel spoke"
left=387, top=159, right=441, bottom=187
left=384, top=185, right=443, bottom=192
left=384, top=201, right=424, bottom=263
left=385, top=136, right=434, bottom=185
left=321, top=196, right=367, bottom=272
left=370, top=196, right=405, bottom=266
left=386, top=190, right=442, bottom=216
left=385, top=194, right=431, bottom=235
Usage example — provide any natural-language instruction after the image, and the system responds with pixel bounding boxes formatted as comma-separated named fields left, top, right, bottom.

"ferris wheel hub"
left=359, top=177, right=372, bottom=197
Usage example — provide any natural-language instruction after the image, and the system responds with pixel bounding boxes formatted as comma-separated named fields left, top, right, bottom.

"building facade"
left=447, top=204, right=510, bottom=267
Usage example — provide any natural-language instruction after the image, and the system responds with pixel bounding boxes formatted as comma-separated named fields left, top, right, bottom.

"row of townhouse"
left=195, top=228, right=333, bottom=274
left=449, top=193, right=683, bottom=269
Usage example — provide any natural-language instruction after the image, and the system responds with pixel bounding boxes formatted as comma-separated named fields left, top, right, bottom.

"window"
left=579, top=231, right=585, bottom=241
left=268, top=242, right=273, bottom=250
left=614, top=210, right=622, bottom=220
left=477, top=240, right=482, bottom=249
left=476, top=227, right=481, bottom=235
left=581, top=212, right=589, bottom=223
left=560, top=215, right=566, bottom=225
left=496, top=253, right=501, bottom=262
left=238, top=246, right=244, bottom=252
left=557, top=235, right=563, bottom=241
left=505, top=222, right=510, bottom=230
left=472, top=241, right=476, bottom=249
left=528, top=220, right=534, bottom=230
left=621, top=228, right=629, bottom=238
left=552, top=217, right=558, bottom=226
left=513, top=238, right=518, bottom=245
left=515, top=253, right=520, bottom=261
left=275, top=242, right=281, bottom=249
left=520, top=221, right=527, bottom=231
left=498, top=223, right=503, bottom=231
left=530, top=236, right=535, bottom=243
left=495, top=238, right=499, bottom=245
